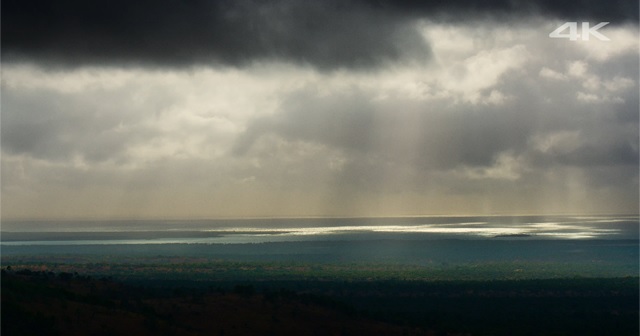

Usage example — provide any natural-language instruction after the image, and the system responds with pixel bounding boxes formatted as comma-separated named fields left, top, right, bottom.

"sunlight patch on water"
left=1, top=216, right=632, bottom=245
left=203, top=222, right=621, bottom=238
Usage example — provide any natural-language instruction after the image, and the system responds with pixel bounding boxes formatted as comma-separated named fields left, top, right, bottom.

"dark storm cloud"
left=368, top=0, right=639, bottom=23
left=3, top=0, right=637, bottom=69
left=2, top=0, right=430, bottom=69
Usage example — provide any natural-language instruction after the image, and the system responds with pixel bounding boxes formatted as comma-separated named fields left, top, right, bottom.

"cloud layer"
left=3, top=0, right=430, bottom=69
left=3, top=0, right=637, bottom=69
left=1, top=2, right=638, bottom=218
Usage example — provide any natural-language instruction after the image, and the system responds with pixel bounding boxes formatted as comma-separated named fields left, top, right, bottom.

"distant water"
left=1, top=215, right=638, bottom=245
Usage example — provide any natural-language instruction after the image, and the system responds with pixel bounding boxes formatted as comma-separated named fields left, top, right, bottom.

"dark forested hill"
left=1, top=268, right=427, bottom=336
left=2, top=267, right=638, bottom=336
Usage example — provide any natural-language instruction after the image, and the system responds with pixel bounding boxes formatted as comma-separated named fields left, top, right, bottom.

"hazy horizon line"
left=2, top=212, right=638, bottom=223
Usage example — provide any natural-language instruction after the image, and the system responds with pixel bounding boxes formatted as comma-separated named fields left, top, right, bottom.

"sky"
left=1, top=0, right=639, bottom=219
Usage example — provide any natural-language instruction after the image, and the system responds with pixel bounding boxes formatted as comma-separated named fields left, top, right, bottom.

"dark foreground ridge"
left=2, top=267, right=638, bottom=336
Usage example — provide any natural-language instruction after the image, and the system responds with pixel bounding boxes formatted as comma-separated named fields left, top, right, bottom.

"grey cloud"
left=233, top=62, right=637, bottom=190
left=2, top=6, right=637, bottom=218
left=2, top=0, right=431, bottom=70
left=232, top=87, right=533, bottom=172
left=4, top=0, right=636, bottom=70
left=373, top=0, right=638, bottom=23
left=615, top=92, right=640, bottom=123
left=1, top=85, right=156, bottom=163
left=531, top=137, right=639, bottom=167
left=233, top=89, right=378, bottom=155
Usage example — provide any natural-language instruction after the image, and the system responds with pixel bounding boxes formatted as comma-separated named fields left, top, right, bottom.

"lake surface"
left=2, top=215, right=638, bottom=245
left=2, top=215, right=638, bottom=277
